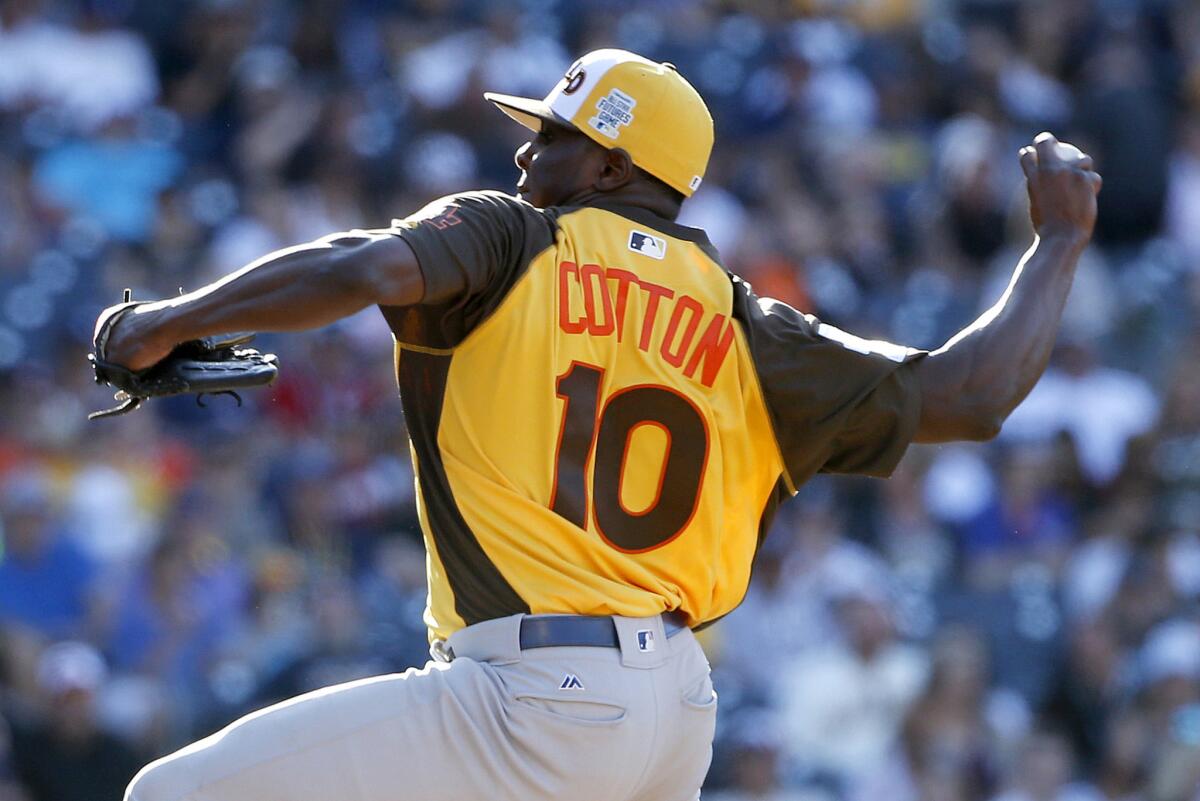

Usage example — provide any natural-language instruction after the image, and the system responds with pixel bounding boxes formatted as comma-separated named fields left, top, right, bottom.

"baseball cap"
left=484, top=49, right=714, bottom=198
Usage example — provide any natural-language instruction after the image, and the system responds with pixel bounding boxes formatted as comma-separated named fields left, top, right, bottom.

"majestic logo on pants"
left=560, top=674, right=585, bottom=690
left=636, top=630, right=656, bottom=652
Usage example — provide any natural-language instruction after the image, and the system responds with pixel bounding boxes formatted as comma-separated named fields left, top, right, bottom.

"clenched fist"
left=1020, top=132, right=1102, bottom=242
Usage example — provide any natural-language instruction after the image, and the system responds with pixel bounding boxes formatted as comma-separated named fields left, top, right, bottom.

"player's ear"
left=595, top=148, right=635, bottom=192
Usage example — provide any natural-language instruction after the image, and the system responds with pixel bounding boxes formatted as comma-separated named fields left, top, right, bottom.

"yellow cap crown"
left=487, top=49, right=714, bottom=197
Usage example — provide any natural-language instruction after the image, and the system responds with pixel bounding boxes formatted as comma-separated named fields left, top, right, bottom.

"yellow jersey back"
left=384, top=191, right=923, bottom=639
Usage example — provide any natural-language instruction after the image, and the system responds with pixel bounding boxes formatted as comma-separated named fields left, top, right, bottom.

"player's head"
left=485, top=49, right=713, bottom=212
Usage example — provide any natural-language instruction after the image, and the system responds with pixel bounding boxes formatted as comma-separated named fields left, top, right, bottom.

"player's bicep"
left=320, top=229, right=426, bottom=307
left=811, top=316, right=998, bottom=443
left=909, top=350, right=1003, bottom=443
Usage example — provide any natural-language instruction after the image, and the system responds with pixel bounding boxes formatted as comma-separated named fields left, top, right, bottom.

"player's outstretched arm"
left=97, top=231, right=424, bottom=371
left=912, top=132, right=1102, bottom=443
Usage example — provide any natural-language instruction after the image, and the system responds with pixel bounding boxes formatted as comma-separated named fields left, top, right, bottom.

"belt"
left=518, top=611, right=689, bottom=650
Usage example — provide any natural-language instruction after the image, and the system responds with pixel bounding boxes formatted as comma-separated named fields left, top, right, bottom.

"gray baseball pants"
left=124, top=613, right=716, bottom=801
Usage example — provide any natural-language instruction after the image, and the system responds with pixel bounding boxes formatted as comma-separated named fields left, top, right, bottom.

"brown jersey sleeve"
left=382, top=191, right=557, bottom=349
left=730, top=273, right=925, bottom=485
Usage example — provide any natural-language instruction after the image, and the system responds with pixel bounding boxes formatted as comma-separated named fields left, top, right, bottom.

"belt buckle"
left=430, top=638, right=455, bottom=663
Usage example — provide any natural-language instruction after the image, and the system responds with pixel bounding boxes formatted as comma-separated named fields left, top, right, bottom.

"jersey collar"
left=570, top=201, right=725, bottom=267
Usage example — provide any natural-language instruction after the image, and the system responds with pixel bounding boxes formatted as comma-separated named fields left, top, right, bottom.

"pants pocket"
left=510, top=691, right=628, bottom=726
left=680, top=672, right=717, bottom=712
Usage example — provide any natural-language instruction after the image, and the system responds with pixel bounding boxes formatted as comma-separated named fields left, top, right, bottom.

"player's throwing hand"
left=1019, top=131, right=1102, bottom=241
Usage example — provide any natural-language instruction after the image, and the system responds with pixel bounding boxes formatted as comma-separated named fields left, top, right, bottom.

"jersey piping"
left=397, top=348, right=531, bottom=626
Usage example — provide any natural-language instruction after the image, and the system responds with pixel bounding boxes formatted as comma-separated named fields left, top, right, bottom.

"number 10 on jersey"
left=550, top=362, right=709, bottom=553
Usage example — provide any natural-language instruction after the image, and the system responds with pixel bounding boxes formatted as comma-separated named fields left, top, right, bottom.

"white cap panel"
left=545, top=49, right=651, bottom=123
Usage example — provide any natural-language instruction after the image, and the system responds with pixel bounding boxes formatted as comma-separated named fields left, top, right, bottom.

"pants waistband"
left=437, top=612, right=692, bottom=668
left=519, top=610, right=688, bottom=650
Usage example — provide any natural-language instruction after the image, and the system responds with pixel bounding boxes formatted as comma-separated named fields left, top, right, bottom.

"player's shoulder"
left=727, top=273, right=818, bottom=334
left=439, top=189, right=536, bottom=211
left=730, top=274, right=919, bottom=363
left=395, top=189, right=552, bottom=229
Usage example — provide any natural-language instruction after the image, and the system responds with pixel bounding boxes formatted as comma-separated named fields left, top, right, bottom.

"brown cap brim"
left=484, top=92, right=573, bottom=134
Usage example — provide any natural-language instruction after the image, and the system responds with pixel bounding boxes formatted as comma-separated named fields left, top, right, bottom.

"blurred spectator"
left=250, top=576, right=392, bottom=707
left=898, top=627, right=998, bottom=800
left=1061, top=494, right=1147, bottom=624
left=31, top=116, right=182, bottom=243
left=1069, top=709, right=1150, bottom=801
left=8, top=642, right=143, bottom=801
left=715, top=500, right=848, bottom=706
left=1136, top=620, right=1200, bottom=742
left=957, top=443, right=1078, bottom=587
left=1002, top=342, right=1159, bottom=487
left=988, top=729, right=1085, bottom=801
left=0, top=470, right=98, bottom=641
left=778, top=552, right=928, bottom=792
left=0, top=3, right=158, bottom=129
left=1145, top=702, right=1200, bottom=801
left=65, top=456, right=157, bottom=568
left=0, top=713, right=28, bottom=801
left=103, top=517, right=248, bottom=736
left=850, top=626, right=1002, bottom=801
left=1164, top=115, right=1200, bottom=267
left=1042, top=618, right=1136, bottom=771
left=200, top=545, right=311, bottom=727
left=1075, top=33, right=1171, bottom=247
left=709, top=710, right=825, bottom=801
left=936, top=115, right=1012, bottom=266
left=1126, top=344, right=1200, bottom=533
left=358, top=536, right=435, bottom=671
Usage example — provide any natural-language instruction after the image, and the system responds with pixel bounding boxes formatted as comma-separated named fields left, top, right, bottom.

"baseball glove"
left=88, top=290, right=280, bottom=420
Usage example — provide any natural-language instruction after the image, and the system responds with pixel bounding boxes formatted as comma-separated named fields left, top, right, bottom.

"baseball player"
left=100, top=49, right=1100, bottom=801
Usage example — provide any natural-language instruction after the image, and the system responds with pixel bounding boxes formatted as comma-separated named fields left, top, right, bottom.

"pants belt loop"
left=445, top=614, right=525, bottom=664
left=612, top=615, right=670, bottom=669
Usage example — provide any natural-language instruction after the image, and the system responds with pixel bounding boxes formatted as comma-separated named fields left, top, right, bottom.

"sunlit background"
left=1, top=1, right=1198, bottom=800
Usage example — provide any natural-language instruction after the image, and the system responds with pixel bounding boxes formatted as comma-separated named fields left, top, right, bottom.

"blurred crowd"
left=0, top=0, right=1198, bottom=799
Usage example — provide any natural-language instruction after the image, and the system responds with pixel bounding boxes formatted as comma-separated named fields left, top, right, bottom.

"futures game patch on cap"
left=484, top=49, right=714, bottom=198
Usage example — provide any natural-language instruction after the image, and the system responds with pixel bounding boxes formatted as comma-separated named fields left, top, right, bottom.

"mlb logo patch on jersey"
left=559, top=673, right=585, bottom=690
left=628, top=230, right=666, bottom=260
left=636, top=630, right=656, bottom=653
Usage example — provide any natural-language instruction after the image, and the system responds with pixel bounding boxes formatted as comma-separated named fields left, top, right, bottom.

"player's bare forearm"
left=911, top=132, right=1101, bottom=443
left=100, top=232, right=423, bottom=371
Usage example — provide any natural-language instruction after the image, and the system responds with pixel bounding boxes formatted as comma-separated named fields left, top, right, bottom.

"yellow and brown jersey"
left=382, top=191, right=924, bottom=640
